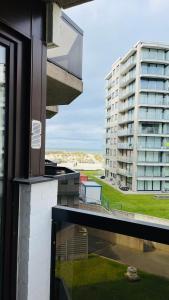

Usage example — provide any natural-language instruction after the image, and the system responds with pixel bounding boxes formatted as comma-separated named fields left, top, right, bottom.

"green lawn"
left=57, top=255, right=169, bottom=300
left=81, top=171, right=169, bottom=219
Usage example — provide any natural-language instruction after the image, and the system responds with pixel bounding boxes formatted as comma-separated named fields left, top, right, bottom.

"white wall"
left=17, top=179, right=58, bottom=300
left=86, top=186, right=101, bottom=204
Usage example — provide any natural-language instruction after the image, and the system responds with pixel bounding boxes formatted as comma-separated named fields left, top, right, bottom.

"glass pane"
left=54, top=222, right=169, bottom=300
left=0, top=45, right=6, bottom=288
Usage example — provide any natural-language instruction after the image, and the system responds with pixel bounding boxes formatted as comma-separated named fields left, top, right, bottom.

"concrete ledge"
left=47, top=62, right=83, bottom=105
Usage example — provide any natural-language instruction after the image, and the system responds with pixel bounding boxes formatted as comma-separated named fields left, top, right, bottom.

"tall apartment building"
left=105, top=41, right=169, bottom=192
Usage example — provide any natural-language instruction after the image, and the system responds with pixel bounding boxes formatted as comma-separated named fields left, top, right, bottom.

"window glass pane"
left=141, top=79, right=148, bottom=89
left=140, top=93, right=147, bottom=104
left=149, top=64, right=156, bottom=74
left=156, top=80, right=163, bottom=90
left=166, top=51, right=169, bottom=61
left=137, top=166, right=144, bottom=176
left=141, top=48, right=149, bottom=59
left=150, top=48, right=157, bottom=59
left=141, top=63, right=148, bottom=74
left=157, top=49, right=165, bottom=60
left=138, top=151, right=145, bottom=162
left=137, top=180, right=144, bottom=190
left=153, top=181, right=160, bottom=191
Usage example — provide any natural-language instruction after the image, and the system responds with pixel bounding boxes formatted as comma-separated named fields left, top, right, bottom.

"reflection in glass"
left=54, top=223, right=169, bottom=300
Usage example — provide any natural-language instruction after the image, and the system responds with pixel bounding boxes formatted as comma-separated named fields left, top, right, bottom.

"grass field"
left=57, top=255, right=169, bottom=300
left=81, top=171, right=169, bottom=219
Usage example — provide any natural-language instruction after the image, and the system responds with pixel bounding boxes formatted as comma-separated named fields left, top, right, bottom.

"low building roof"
left=81, top=181, right=102, bottom=187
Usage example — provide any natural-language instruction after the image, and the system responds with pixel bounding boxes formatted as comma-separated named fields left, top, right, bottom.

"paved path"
left=89, top=236, right=169, bottom=279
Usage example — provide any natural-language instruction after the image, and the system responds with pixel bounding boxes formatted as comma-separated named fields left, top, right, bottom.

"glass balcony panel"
left=54, top=222, right=169, bottom=300
left=47, top=12, right=83, bottom=79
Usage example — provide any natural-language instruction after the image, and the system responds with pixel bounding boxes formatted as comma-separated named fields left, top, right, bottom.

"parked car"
left=100, top=175, right=105, bottom=179
left=119, top=186, right=129, bottom=191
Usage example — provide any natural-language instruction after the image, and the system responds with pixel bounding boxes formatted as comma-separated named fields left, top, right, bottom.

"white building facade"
left=105, top=41, right=169, bottom=192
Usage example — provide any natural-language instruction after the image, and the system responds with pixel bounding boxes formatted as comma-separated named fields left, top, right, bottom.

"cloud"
left=148, top=0, right=169, bottom=12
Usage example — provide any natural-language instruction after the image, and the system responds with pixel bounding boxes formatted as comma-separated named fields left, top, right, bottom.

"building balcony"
left=138, top=130, right=169, bottom=137
left=137, top=162, right=169, bottom=166
left=118, top=143, right=133, bottom=149
left=106, top=132, right=111, bottom=138
left=117, top=156, right=133, bottom=163
left=138, top=102, right=169, bottom=108
left=137, top=176, right=169, bottom=181
left=106, top=91, right=112, bottom=99
left=140, top=73, right=169, bottom=80
left=137, top=146, right=169, bottom=151
left=140, top=88, right=169, bottom=94
left=118, top=117, right=134, bottom=125
left=117, top=168, right=132, bottom=177
left=118, top=103, right=135, bottom=113
left=46, top=105, right=59, bottom=119
left=120, top=76, right=135, bottom=88
left=138, top=118, right=169, bottom=123
left=106, top=102, right=111, bottom=109
left=107, top=82, right=112, bottom=89
left=118, top=129, right=134, bottom=136
left=47, top=10, right=83, bottom=115
left=140, top=58, right=169, bottom=65
left=105, top=123, right=111, bottom=129
left=120, top=60, right=136, bottom=76
left=119, top=90, right=135, bottom=101
left=52, top=206, right=169, bottom=300
left=106, top=111, right=111, bottom=118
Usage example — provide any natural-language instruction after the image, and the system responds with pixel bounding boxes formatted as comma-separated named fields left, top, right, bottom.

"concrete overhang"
left=46, top=105, right=59, bottom=119
left=55, top=0, right=93, bottom=9
left=47, top=61, right=83, bottom=106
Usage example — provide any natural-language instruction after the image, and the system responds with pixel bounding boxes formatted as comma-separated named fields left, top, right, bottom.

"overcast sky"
left=46, top=0, right=169, bottom=152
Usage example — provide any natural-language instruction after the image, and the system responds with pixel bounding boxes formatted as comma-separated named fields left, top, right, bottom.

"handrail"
left=52, top=206, right=169, bottom=245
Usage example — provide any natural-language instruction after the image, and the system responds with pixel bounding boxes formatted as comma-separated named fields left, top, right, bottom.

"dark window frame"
left=0, top=27, right=30, bottom=300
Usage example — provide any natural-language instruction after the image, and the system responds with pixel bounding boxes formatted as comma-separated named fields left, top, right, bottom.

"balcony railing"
left=117, top=168, right=132, bottom=177
left=137, top=161, right=169, bottom=166
left=118, top=143, right=133, bottom=149
left=139, top=130, right=169, bottom=135
left=121, top=58, right=136, bottom=75
left=119, top=90, right=135, bottom=101
left=118, top=103, right=135, bottom=113
left=118, top=117, right=134, bottom=124
left=138, top=116, right=169, bottom=122
left=120, top=75, right=135, bottom=88
left=118, top=129, right=134, bottom=136
left=46, top=10, right=84, bottom=108
left=139, top=101, right=169, bottom=107
left=117, top=156, right=133, bottom=163
left=51, top=206, right=169, bottom=300
left=137, top=145, right=169, bottom=151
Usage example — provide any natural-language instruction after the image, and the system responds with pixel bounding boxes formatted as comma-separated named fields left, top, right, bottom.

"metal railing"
left=118, top=143, right=133, bottom=149
left=51, top=206, right=169, bottom=299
